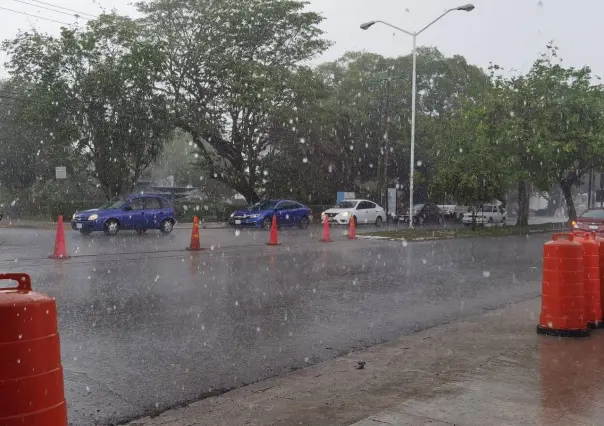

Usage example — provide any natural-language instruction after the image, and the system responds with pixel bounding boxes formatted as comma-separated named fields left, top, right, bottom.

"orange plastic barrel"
left=538, top=233, right=589, bottom=337
left=572, top=231, right=603, bottom=328
left=0, top=273, right=67, bottom=425
left=591, top=232, right=604, bottom=324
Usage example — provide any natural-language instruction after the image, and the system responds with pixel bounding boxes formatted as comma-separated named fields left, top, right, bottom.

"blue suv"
left=71, top=194, right=177, bottom=236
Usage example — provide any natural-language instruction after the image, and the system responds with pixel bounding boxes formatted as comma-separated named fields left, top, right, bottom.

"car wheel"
left=298, top=216, right=310, bottom=229
left=104, top=219, right=119, bottom=236
left=375, top=216, right=383, bottom=227
left=160, top=220, right=174, bottom=234
left=79, top=229, right=92, bottom=236
left=263, top=217, right=272, bottom=230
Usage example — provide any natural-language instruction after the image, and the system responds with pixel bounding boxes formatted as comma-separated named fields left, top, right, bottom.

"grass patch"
left=361, top=222, right=569, bottom=241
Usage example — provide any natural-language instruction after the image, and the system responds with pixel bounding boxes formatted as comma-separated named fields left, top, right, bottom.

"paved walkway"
left=126, top=297, right=604, bottom=426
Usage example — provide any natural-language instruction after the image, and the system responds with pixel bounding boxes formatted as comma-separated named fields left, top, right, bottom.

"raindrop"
left=483, top=271, right=491, bottom=278
left=402, top=240, right=408, bottom=247
left=256, top=327, right=261, bottom=332
left=459, top=148, right=464, bottom=153
left=299, top=138, right=306, bottom=144
left=235, top=229, right=241, bottom=236
left=304, top=357, right=309, bottom=363
left=235, top=301, right=239, bottom=306
left=302, top=157, right=308, bottom=163
left=86, top=386, right=90, bottom=392
left=509, top=111, right=516, bottom=117
left=416, top=160, right=423, bottom=167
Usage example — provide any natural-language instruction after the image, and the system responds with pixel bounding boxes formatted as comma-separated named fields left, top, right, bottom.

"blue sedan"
left=228, top=200, right=313, bottom=229
left=71, top=194, right=177, bottom=236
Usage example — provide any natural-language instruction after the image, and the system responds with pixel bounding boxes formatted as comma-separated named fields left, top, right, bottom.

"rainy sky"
left=0, top=0, right=601, bottom=77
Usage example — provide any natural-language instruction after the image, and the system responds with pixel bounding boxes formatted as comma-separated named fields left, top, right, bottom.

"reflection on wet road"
left=0, top=227, right=548, bottom=425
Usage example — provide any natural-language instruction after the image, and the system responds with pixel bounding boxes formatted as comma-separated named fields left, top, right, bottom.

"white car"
left=462, top=204, right=506, bottom=226
left=322, top=199, right=387, bottom=227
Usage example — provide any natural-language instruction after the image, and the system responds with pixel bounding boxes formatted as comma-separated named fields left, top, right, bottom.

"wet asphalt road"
left=0, top=224, right=548, bottom=425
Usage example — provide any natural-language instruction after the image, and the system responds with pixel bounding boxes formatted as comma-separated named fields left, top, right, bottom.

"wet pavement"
left=0, top=226, right=549, bottom=425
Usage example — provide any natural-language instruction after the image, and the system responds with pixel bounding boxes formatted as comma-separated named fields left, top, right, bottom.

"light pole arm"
left=372, top=20, right=415, bottom=36
left=416, top=8, right=455, bottom=36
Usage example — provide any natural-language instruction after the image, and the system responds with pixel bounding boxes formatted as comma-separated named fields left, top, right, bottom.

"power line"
left=0, top=6, right=73, bottom=25
left=26, top=0, right=96, bottom=18
left=11, top=0, right=93, bottom=19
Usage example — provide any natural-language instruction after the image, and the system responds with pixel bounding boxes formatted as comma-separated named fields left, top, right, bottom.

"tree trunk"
left=561, top=182, right=576, bottom=221
left=240, top=186, right=260, bottom=205
left=516, top=180, right=529, bottom=227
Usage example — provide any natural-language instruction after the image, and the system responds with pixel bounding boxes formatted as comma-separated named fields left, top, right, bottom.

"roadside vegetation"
left=0, top=2, right=601, bottom=225
left=362, top=222, right=569, bottom=241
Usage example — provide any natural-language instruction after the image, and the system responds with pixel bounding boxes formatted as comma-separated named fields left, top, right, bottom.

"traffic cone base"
left=49, top=216, right=70, bottom=259
left=320, top=218, right=331, bottom=243
left=187, top=216, right=204, bottom=251
left=267, top=215, right=280, bottom=246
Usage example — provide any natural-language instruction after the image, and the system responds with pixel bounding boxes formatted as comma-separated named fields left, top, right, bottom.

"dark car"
left=71, top=194, right=177, bottom=236
left=399, top=202, right=445, bottom=225
left=573, top=208, right=604, bottom=234
left=228, top=199, right=313, bottom=229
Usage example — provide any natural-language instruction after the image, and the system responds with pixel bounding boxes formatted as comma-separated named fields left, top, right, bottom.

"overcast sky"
left=0, top=0, right=600, bottom=78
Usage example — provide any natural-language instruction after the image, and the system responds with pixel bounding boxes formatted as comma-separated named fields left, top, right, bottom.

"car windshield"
left=99, top=199, right=127, bottom=209
left=250, top=200, right=278, bottom=211
left=580, top=210, right=604, bottom=219
left=334, top=201, right=357, bottom=209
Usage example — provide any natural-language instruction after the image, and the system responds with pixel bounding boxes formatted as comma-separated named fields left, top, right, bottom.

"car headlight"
left=230, top=212, right=235, bottom=218
left=72, top=213, right=76, bottom=220
left=88, top=214, right=98, bottom=221
left=341, top=212, right=350, bottom=217
left=250, top=214, right=260, bottom=219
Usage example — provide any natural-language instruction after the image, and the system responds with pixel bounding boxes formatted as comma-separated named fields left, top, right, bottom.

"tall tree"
left=136, top=0, right=331, bottom=203
left=2, top=14, right=172, bottom=199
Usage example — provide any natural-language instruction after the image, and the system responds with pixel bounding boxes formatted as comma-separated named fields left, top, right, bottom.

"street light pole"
left=360, top=4, right=475, bottom=228
left=409, top=34, right=417, bottom=229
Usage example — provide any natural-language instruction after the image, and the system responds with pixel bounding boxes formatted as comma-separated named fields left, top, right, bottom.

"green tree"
left=503, top=44, right=604, bottom=221
left=2, top=14, right=172, bottom=199
left=136, top=0, right=331, bottom=203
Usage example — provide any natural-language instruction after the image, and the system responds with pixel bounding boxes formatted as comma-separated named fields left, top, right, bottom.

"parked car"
left=399, top=203, right=445, bottom=225
left=228, top=199, right=313, bottom=229
left=462, top=204, right=506, bottom=226
left=71, top=194, right=177, bottom=236
left=322, top=199, right=387, bottom=226
left=572, top=208, right=604, bottom=234
left=439, top=204, right=468, bottom=221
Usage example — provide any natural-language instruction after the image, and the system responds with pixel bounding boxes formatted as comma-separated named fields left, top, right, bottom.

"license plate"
left=235, top=220, right=241, bottom=225
left=590, top=225, right=599, bottom=230
left=76, top=223, right=83, bottom=229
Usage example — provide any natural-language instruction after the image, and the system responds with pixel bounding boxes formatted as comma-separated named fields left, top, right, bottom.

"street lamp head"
left=360, top=21, right=376, bottom=30
left=456, top=4, right=475, bottom=11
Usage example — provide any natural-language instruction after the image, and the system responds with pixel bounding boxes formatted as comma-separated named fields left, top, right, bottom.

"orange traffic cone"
left=348, top=216, right=357, bottom=240
left=49, top=216, right=70, bottom=259
left=320, top=217, right=331, bottom=243
left=186, top=216, right=203, bottom=251
left=267, top=215, right=280, bottom=246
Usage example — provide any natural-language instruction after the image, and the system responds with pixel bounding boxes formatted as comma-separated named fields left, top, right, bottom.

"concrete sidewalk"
left=126, top=297, right=604, bottom=426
